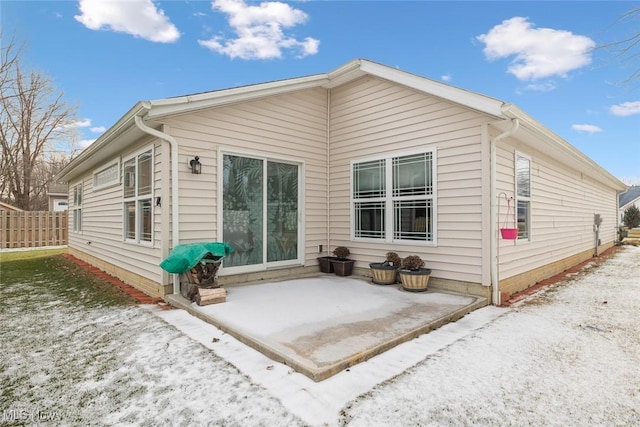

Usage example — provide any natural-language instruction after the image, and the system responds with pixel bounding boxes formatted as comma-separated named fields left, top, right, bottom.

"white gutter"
left=133, top=111, right=181, bottom=294
left=56, top=103, right=147, bottom=183
left=145, top=75, right=329, bottom=120
left=501, top=104, right=625, bottom=191
left=358, top=59, right=505, bottom=117
left=490, top=112, right=520, bottom=305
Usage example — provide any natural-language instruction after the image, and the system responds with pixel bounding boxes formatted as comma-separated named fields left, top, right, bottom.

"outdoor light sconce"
left=189, top=156, right=202, bottom=174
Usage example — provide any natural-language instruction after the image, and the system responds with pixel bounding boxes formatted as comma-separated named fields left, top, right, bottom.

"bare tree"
left=600, top=8, right=640, bottom=87
left=0, top=33, right=21, bottom=200
left=0, top=33, right=77, bottom=210
left=28, top=153, right=71, bottom=211
left=0, top=34, right=20, bottom=96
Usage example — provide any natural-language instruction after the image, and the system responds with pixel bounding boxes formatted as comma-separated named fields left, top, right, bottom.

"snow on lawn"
left=2, top=246, right=639, bottom=426
left=341, top=245, right=640, bottom=426
left=0, top=257, right=303, bottom=426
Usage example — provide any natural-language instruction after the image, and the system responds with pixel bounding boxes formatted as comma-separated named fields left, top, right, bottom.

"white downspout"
left=326, top=89, right=331, bottom=255
left=134, top=113, right=181, bottom=294
left=490, top=115, right=519, bottom=305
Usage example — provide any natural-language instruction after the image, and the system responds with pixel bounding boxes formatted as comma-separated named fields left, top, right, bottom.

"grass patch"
left=0, top=254, right=135, bottom=308
left=0, top=255, right=140, bottom=420
left=0, top=253, right=305, bottom=426
left=0, top=247, right=67, bottom=263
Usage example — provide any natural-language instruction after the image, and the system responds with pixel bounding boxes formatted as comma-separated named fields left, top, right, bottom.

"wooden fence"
left=1, top=211, right=68, bottom=249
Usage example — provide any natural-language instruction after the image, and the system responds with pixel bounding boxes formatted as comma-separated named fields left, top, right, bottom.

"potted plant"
left=398, top=255, right=431, bottom=292
left=331, top=246, right=355, bottom=276
left=369, top=252, right=402, bottom=285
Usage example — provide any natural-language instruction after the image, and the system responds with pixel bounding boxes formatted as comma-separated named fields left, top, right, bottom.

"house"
left=56, top=59, right=626, bottom=304
left=619, top=186, right=640, bottom=225
left=47, top=182, right=69, bottom=212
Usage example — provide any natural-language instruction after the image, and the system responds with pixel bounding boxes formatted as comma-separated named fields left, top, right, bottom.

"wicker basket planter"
left=399, top=268, right=432, bottom=292
left=369, top=263, right=399, bottom=285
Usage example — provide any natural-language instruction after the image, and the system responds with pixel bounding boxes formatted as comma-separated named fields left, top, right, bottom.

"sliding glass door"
left=222, top=154, right=299, bottom=270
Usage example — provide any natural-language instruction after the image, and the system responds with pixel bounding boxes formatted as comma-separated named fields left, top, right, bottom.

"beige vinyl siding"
left=68, top=138, right=166, bottom=287
left=329, top=76, right=489, bottom=284
left=496, top=137, right=619, bottom=282
left=163, top=87, right=328, bottom=266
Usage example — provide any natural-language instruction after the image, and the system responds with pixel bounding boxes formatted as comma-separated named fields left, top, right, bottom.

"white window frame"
left=122, top=146, right=154, bottom=246
left=217, top=148, right=305, bottom=275
left=351, top=148, right=437, bottom=246
left=72, top=182, right=82, bottom=233
left=515, top=151, right=531, bottom=242
left=93, top=159, right=120, bottom=190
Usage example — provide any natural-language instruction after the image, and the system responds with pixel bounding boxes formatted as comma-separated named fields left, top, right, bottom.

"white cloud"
left=198, top=0, right=319, bottom=60
left=477, top=17, right=594, bottom=80
left=610, top=101, right=640, bottom=116
left=78, top=139, right=96, bottom=149
left=441, top=73, right=452, bottom=82
left=572, top=124, right=603, bottom=134
left=66, top=118, right=92, bottom=128
left=522, top=81, right=556, bottom=92
left=75, top=0, right=180, bottom=43
left=90, top=126, right=106, bottom=133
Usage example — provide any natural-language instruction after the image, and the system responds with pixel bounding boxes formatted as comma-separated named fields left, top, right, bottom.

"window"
left=353, top=160, right=385, bottom=239
left=93, top=160, right=120, bottom=190
left=352, top=151, right=435, bottom=243
left=123, top=148, right=153, bottom=244
left=515, top=153, right=531, bottom=240
left=72, top=183, right=82, bottom=232
left=221, top=154, right=300, bottom=269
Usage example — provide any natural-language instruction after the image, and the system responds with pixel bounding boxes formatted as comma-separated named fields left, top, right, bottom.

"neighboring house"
left=0, top=201, right=23, bottom=212
left=47, top=182, right=69, bottom=212
left=619, top=186, right=640, bottom=225
left=56, top=59, right=626, bottom=304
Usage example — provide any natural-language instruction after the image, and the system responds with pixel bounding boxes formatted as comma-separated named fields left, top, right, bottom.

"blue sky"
left=4, top=1, right=639, bottom=184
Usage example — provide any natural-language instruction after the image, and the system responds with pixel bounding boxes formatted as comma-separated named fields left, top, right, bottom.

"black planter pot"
left=332, top=259, right=355, bottom=276
left=317, top=256, right=338, bottom=273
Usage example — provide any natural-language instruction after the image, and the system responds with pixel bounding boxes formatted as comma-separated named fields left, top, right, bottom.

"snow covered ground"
left=2, top=246, right=639, bottom=426
left=342, top=246, right=640, bottom=426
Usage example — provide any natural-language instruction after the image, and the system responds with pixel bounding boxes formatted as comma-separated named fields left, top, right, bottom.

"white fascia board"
left=146, top=60, right=366, bottom=119
left=324, top=59, right=367, bottom=88
left=358, top=60, right=505, bottom=117
left=145, top=74, right=329, bottom=120
left=502, top=104, right=627, bottom=191
left=56, top=102, right=148, bottom=183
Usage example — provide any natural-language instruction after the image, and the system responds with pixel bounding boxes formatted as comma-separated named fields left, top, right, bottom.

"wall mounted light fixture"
left=190, top=156, right=202, bottom=174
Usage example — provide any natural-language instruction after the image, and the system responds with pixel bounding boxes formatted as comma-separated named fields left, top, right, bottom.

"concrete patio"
left=166, top=275, right=487, bottom=381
